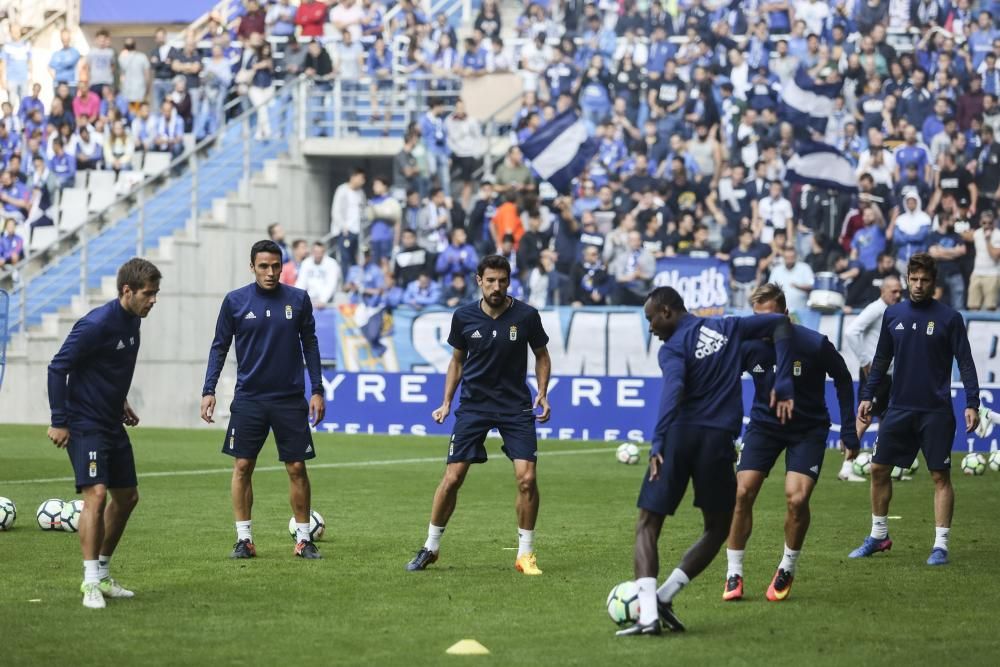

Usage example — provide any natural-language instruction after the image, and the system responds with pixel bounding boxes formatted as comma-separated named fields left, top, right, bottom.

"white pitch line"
left=1, top=446, right=619, bottom=485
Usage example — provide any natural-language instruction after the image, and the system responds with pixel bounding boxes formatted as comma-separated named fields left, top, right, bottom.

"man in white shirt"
left=330, top=168, right=366, bottom=269
left=295, top=241, right=342, bottom=307
left=755, top=180, right=794, bottom=245
left=767, top=246, right=814, bottom=312
left=967, top=212, right=1000, bottom=310
left=842, top=275, right=903, bottom=479
left=329, top=0, right=365, bottom=42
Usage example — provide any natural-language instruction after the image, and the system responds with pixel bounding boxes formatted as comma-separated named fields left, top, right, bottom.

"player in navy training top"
left=724, top=284, right=859, bottom=603
left=201, top=241, right=325, bottom=560
left=406, top=255, right=552, bottom=575
left=47, top=258, right=161, bottom=609
left=849, top=254, right=980, bottom=566
left=617, top=287, right=795, bottom=637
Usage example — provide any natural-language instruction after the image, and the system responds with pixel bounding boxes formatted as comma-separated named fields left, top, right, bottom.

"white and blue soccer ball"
left=616, top=442, right=641, bottom=465
left=606, top=581, right=641, bottom=625
left=288, top=510, right=325, bottom=541
left=852, top=452, right=873, bottom=476
left=988, top=451, right=1000, bottom=472
left=36, top=499, right=64, bottom=531
left=961, top=453, right=986, bottom=476
left=0, top=497, right=16, bottom=531
left=60, top=499, right=84, bottom=533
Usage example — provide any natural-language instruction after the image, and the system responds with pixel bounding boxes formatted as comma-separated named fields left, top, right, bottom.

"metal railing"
left=298, top=74, right=462, bottom=140
left=6, top=78, right=305, bottom=338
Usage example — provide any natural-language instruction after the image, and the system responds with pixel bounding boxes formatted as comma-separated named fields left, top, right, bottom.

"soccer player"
left=849, top=254, right=979, bottom=566
left=617, top=287, right=795, bottom=637
left=201, top=240, right=326, bottom=560
left=724, top=284, right=859, bottom=602
left=405, top=255, right=551, bottom=574
left=840, top=275, right=903, bottom=481
left=47, top=258, right=162, bottom=609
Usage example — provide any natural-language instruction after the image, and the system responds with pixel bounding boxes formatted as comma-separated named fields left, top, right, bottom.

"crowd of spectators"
left=258, top=0, right=1000, bottom=313
left=6, top=0, right=1000, bottom=309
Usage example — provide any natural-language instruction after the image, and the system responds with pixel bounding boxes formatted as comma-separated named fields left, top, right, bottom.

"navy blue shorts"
left=222, top=397, right=315, bottom=462
left=637, top=425, right=737, bottom=517
left=369, top=239, right=393, bottom=264
left=873, top=408, right=955, bottom=471
left=67, top=425, right=137, bottom=494
left=448, top=408, right=537, bottom=464
left=738, top=423, right=828, bottom=481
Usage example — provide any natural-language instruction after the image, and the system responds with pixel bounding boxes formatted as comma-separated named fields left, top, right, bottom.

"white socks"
left=424, top=523, right=445, bottom=552
left=517, top=529, right=534, bottom=557
left=636, top=577, right=659, bottom=625
left=778, top=544, right=801, bottom=574
left=295, top=522, right=311, bottom=543
left=656, top=568, right=690, bottom=604
left=83, top=560, right=101, bottom=585
left=726, top=549, right=745, bottom=578
left=934, top=526, right=950, bottom=552
left=235, top=520, right=252, bottom=542
left=870, top=514, right=888, bottom=539
left=98, top=554, right=111, bottom=580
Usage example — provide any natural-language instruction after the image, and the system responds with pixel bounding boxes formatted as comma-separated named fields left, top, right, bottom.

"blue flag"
left=519, top=109, right=598, bottom=194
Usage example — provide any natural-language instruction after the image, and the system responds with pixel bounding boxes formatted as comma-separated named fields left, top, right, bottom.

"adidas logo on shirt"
left=695, top=326, right=729, bottom=359
left=471, top=330, right=482, bottom=339
left=895, top=322, right=904, bottom=330
left=245, top=312, right=256, bottom=319
left=752, top=364, right=765, bottom=374
left=116, top=340, right=126, bottom=350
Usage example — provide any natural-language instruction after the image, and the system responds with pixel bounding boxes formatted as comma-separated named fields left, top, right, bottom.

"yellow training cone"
left=446, top=640, right=490, bottom=656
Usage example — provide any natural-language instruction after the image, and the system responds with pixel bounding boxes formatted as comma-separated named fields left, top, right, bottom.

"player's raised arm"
left=820, top=337, right=859, bottom=454
left=857, top=310, right=894, bottom=421
left=46, top=318, right=102, bottom=445
left=201, top=294, right=235, bottom=422
left=298, top=296, right=325, bottom=426
left=949, top=313, right=981, bottom=431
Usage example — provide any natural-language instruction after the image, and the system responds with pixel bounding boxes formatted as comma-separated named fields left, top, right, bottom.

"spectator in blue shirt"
left=419, top=98, right=450, bottom=195
left=435, top=227, right=478, bottom=284
left=920, top=97, right=951, bottom=144
left=894, top=125, right=933, bottom=183
left=48, top=28, right=82, bottom=94
left=48, top=138, right=77, bottom=189
left=850, top=206, right=887, bottom=271
left=0, top=216, right=24, bottom=270
left=0, top=169, right=30, bottom=223
left=403, top=272, right=442, bottom=309
left=344, top=247, right=386, bottom=306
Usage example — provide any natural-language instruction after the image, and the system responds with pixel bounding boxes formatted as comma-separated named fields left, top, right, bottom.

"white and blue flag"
left=778, top=66, right=841, bottom=136
left=785, top=140, right=859, bottom=193
left=519, top=109, right=598, bottom=194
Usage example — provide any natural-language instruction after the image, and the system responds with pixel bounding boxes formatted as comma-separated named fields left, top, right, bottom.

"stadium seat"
left=29, top=224, right=58, bottom=253
left=142, top=152, right=172, bottom=176
left=87, top=171, right=118, bottom=213
left=73, top=171, right=89, bottom=189
left=58, top=188, right=89, bottom=233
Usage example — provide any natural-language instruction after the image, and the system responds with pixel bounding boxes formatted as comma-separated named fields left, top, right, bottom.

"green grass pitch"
left=1, top=424, right=999, bottom=666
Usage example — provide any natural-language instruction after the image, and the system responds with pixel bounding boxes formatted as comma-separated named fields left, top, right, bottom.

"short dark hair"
left=477, top=254, right=512, bottom=278
left=907, top=252, right=937, bottom=280
left=750, top=283, right=787, bottom=312
left=117, top=258, right=162, bottom=296
left=645, top=286, right=687, bottom=313
left=291, top=238, right=307, bottom=249
left=251, top=240, right=283, bottom=263
left=267, top=222, right=281, bottom=237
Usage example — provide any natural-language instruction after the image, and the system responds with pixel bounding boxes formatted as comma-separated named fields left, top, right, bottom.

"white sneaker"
left=98, top=577, right=135, bottom=598
left=976, top=407, right=993, bottom=438
left=81, top=582, right=106, bottom=609
left=838, top=471, right=867, bottom=482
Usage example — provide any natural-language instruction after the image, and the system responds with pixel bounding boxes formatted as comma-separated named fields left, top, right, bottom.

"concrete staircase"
left=0, top=152, right=333, bottom=427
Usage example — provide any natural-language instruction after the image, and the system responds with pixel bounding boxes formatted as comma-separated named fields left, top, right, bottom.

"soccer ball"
left=616, top=442, right=641, bottom=465
left=988, top=451, right=1000, bottom=472
left=60, top=499, right=84, bottom=533
left=0, top=497, right=16, bottom=531
left=906, top=458, right=920, bottom=475
left=288, top=510, right=325, bottom=541
left=36, top=499, right=64, bottom=531
left=852, top=452, right=873, bottom=476
left=961, top=453, right=986, bottom=476
left=606, top=581, right=641, bottom=625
